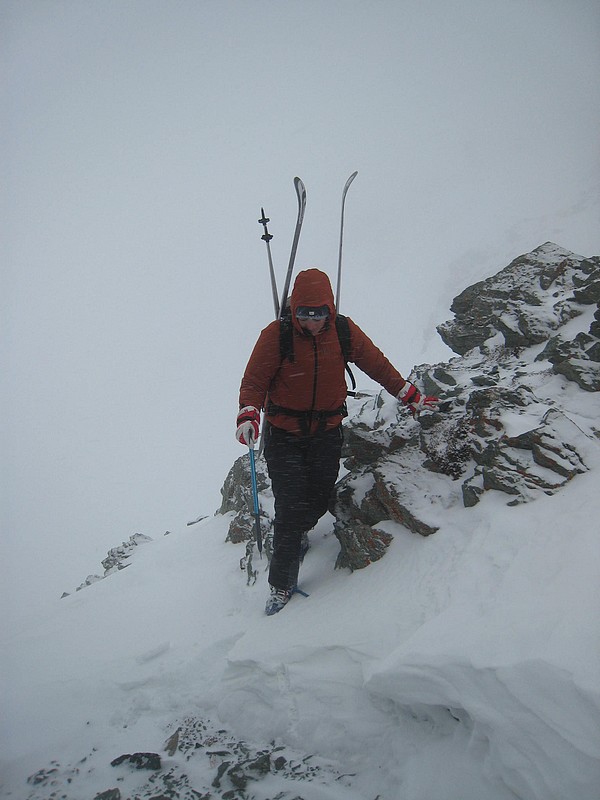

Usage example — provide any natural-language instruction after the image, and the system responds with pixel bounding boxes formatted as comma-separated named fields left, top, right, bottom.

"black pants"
left=264, top=422, right=343, bottom=590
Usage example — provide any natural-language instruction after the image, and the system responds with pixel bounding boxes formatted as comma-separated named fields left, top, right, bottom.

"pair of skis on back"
left=259, top=171, right=358, bottom=320
left=249, top=172, right=359, bottom=557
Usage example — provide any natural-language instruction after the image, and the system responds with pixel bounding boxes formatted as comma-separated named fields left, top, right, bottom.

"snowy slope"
left=3, top=244, right=600, bottom=799
left=2, top=431, right=599, bottom=798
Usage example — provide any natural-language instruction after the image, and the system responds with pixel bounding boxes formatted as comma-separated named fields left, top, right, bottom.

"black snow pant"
left=264, top=422, right=343, bottom=590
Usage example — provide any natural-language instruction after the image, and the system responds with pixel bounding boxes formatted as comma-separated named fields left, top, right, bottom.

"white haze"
left=2, top=0, right=599, bottom=631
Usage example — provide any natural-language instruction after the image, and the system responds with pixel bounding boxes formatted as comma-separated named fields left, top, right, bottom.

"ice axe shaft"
left=248, top=447, right=263, bottom=556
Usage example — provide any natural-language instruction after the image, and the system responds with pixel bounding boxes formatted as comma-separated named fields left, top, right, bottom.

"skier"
left=236, top=268, right=439, bottom=614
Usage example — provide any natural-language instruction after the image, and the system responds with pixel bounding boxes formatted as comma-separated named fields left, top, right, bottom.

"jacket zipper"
left=309, top=336, right=319, bottom=431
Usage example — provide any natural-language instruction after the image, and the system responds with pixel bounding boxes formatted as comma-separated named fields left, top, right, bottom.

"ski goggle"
left=295, top=305, right=330, bottom=321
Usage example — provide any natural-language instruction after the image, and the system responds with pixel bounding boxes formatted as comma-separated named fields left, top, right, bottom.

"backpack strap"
left=279, top=306, right=295, bottom=364
left=335, top=314, right=357, bottom=392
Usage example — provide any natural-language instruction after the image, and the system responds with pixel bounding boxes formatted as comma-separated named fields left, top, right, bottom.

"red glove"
left=398, top=382, right=439, bottom=417
left=236, top=406, right=260, bottom=446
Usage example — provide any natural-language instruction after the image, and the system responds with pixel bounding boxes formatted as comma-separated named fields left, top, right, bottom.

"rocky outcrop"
left=62, top=533, right=153, bottom=597
left=219, top=452, right=272, bottom=547
left=220, top=243, right=599, bottom=573
left=27, top=715, right=347, bottom=800
left=437, top=242, right=600, bottom=391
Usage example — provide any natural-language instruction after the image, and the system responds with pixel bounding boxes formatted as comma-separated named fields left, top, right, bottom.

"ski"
left=278, top=176, right=306, bottom=318
left=335, top=171, right=358, bottom=312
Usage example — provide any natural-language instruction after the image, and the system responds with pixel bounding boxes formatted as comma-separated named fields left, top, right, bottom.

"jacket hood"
left=289, top=269, right=336, bottom=331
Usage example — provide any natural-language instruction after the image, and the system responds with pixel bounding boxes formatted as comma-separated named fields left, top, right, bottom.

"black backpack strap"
left=279, top=307, right=294, bottom=364
left=335, top=314, right=356, bottom=392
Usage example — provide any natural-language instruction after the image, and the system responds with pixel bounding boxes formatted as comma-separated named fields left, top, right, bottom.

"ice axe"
left=248, top=446, right=263, bottom=557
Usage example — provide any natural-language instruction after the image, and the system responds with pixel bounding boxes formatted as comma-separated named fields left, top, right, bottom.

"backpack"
left=278, top=307, right=356, bottom=393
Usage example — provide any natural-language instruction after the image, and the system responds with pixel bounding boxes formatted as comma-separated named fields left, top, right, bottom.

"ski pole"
left=258, top=208, right=280, bottom=318
left=257, top=177, right=306, bottom=457
left=248, top=446, right=263, bottom=556
left=335, top=171, right=358, bottom=313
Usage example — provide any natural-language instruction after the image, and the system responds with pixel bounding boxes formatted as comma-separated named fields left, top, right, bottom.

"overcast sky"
left=2, top=0, right=599, bottom=629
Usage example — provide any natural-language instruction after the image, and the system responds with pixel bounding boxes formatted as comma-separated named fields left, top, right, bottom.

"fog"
left=2, top=0, right=599, bottom=629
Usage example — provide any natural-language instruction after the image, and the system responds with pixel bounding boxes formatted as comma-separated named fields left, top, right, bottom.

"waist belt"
left=266, top=401, right=347, bottom=434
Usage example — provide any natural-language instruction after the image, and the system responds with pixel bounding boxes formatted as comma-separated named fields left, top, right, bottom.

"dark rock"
left=437, top=319, right=494, bottom=355
left=164, top=727, right=181, bottom=756
left=587, top=341, right=600, bottom=362
left=572, top=273, right=600, bottom=304
left=111, top=752, right=162, bottom=771
left=502, top=418, right=587, bottom=480
left=247, top=752, right=271, bottom=775
left=438, top=243, right=591, bottom=354
left=433, top=366, right=457, bottom=386
left=226, top=511, right=268, bottom=545
left=540, top=330, right=600, bottom=390
left=482, top=466, right=522, bottom=495
left=554, top=358, right=600, bottom=391
left=467, top=385, right=531, bottom=412
left=334, top=521, right=394, bottom=570
left=219, top=453, right=269, bottom=515
left=333, top=468, right=438, bottom=543
left=94, top=790, right=121, bottom=800
left=219, top=453, right=272, bottom=546
left=422, top=373, right=446, bottom=397
left=370, top=478, right=438, bottom=536
left=578, top=257, right=600, bottom=275
left=462, top=472, right=484, bottom=507
left=470, top=374, right=498, bottom=386
left=342, top=427, right=390, bottom=466
left=27, top=767, right=59, bottom=786
left=420, top=416, right=474, bottom=479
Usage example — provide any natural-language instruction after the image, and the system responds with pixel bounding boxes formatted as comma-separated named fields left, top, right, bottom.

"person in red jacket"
left=236, top=269, right=438, bottom=615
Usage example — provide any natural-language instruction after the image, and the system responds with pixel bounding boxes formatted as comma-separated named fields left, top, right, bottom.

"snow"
left=2, top=414, right=600, bottom=799
left=3, top=1, right=599, bottom=795
left=6, top=263, right=600, bottom=798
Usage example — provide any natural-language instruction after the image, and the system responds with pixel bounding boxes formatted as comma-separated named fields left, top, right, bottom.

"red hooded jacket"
left=239, top=269, right=407, bottom=435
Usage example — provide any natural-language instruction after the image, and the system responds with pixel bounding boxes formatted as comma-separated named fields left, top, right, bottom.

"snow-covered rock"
left=223, top=243, right=599, bottom=573
left=438, top=243, right=598, bottom=350
left=61, top=533, right=153, bottom=596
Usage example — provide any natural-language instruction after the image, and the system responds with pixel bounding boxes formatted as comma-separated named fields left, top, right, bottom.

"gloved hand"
left=236, top=406, right=260, bottom=446
left=398, top=382, right=439, bottom=417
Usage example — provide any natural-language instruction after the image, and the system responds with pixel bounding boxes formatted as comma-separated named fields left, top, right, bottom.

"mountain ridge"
left=6, top=243, right=599, bottom=800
